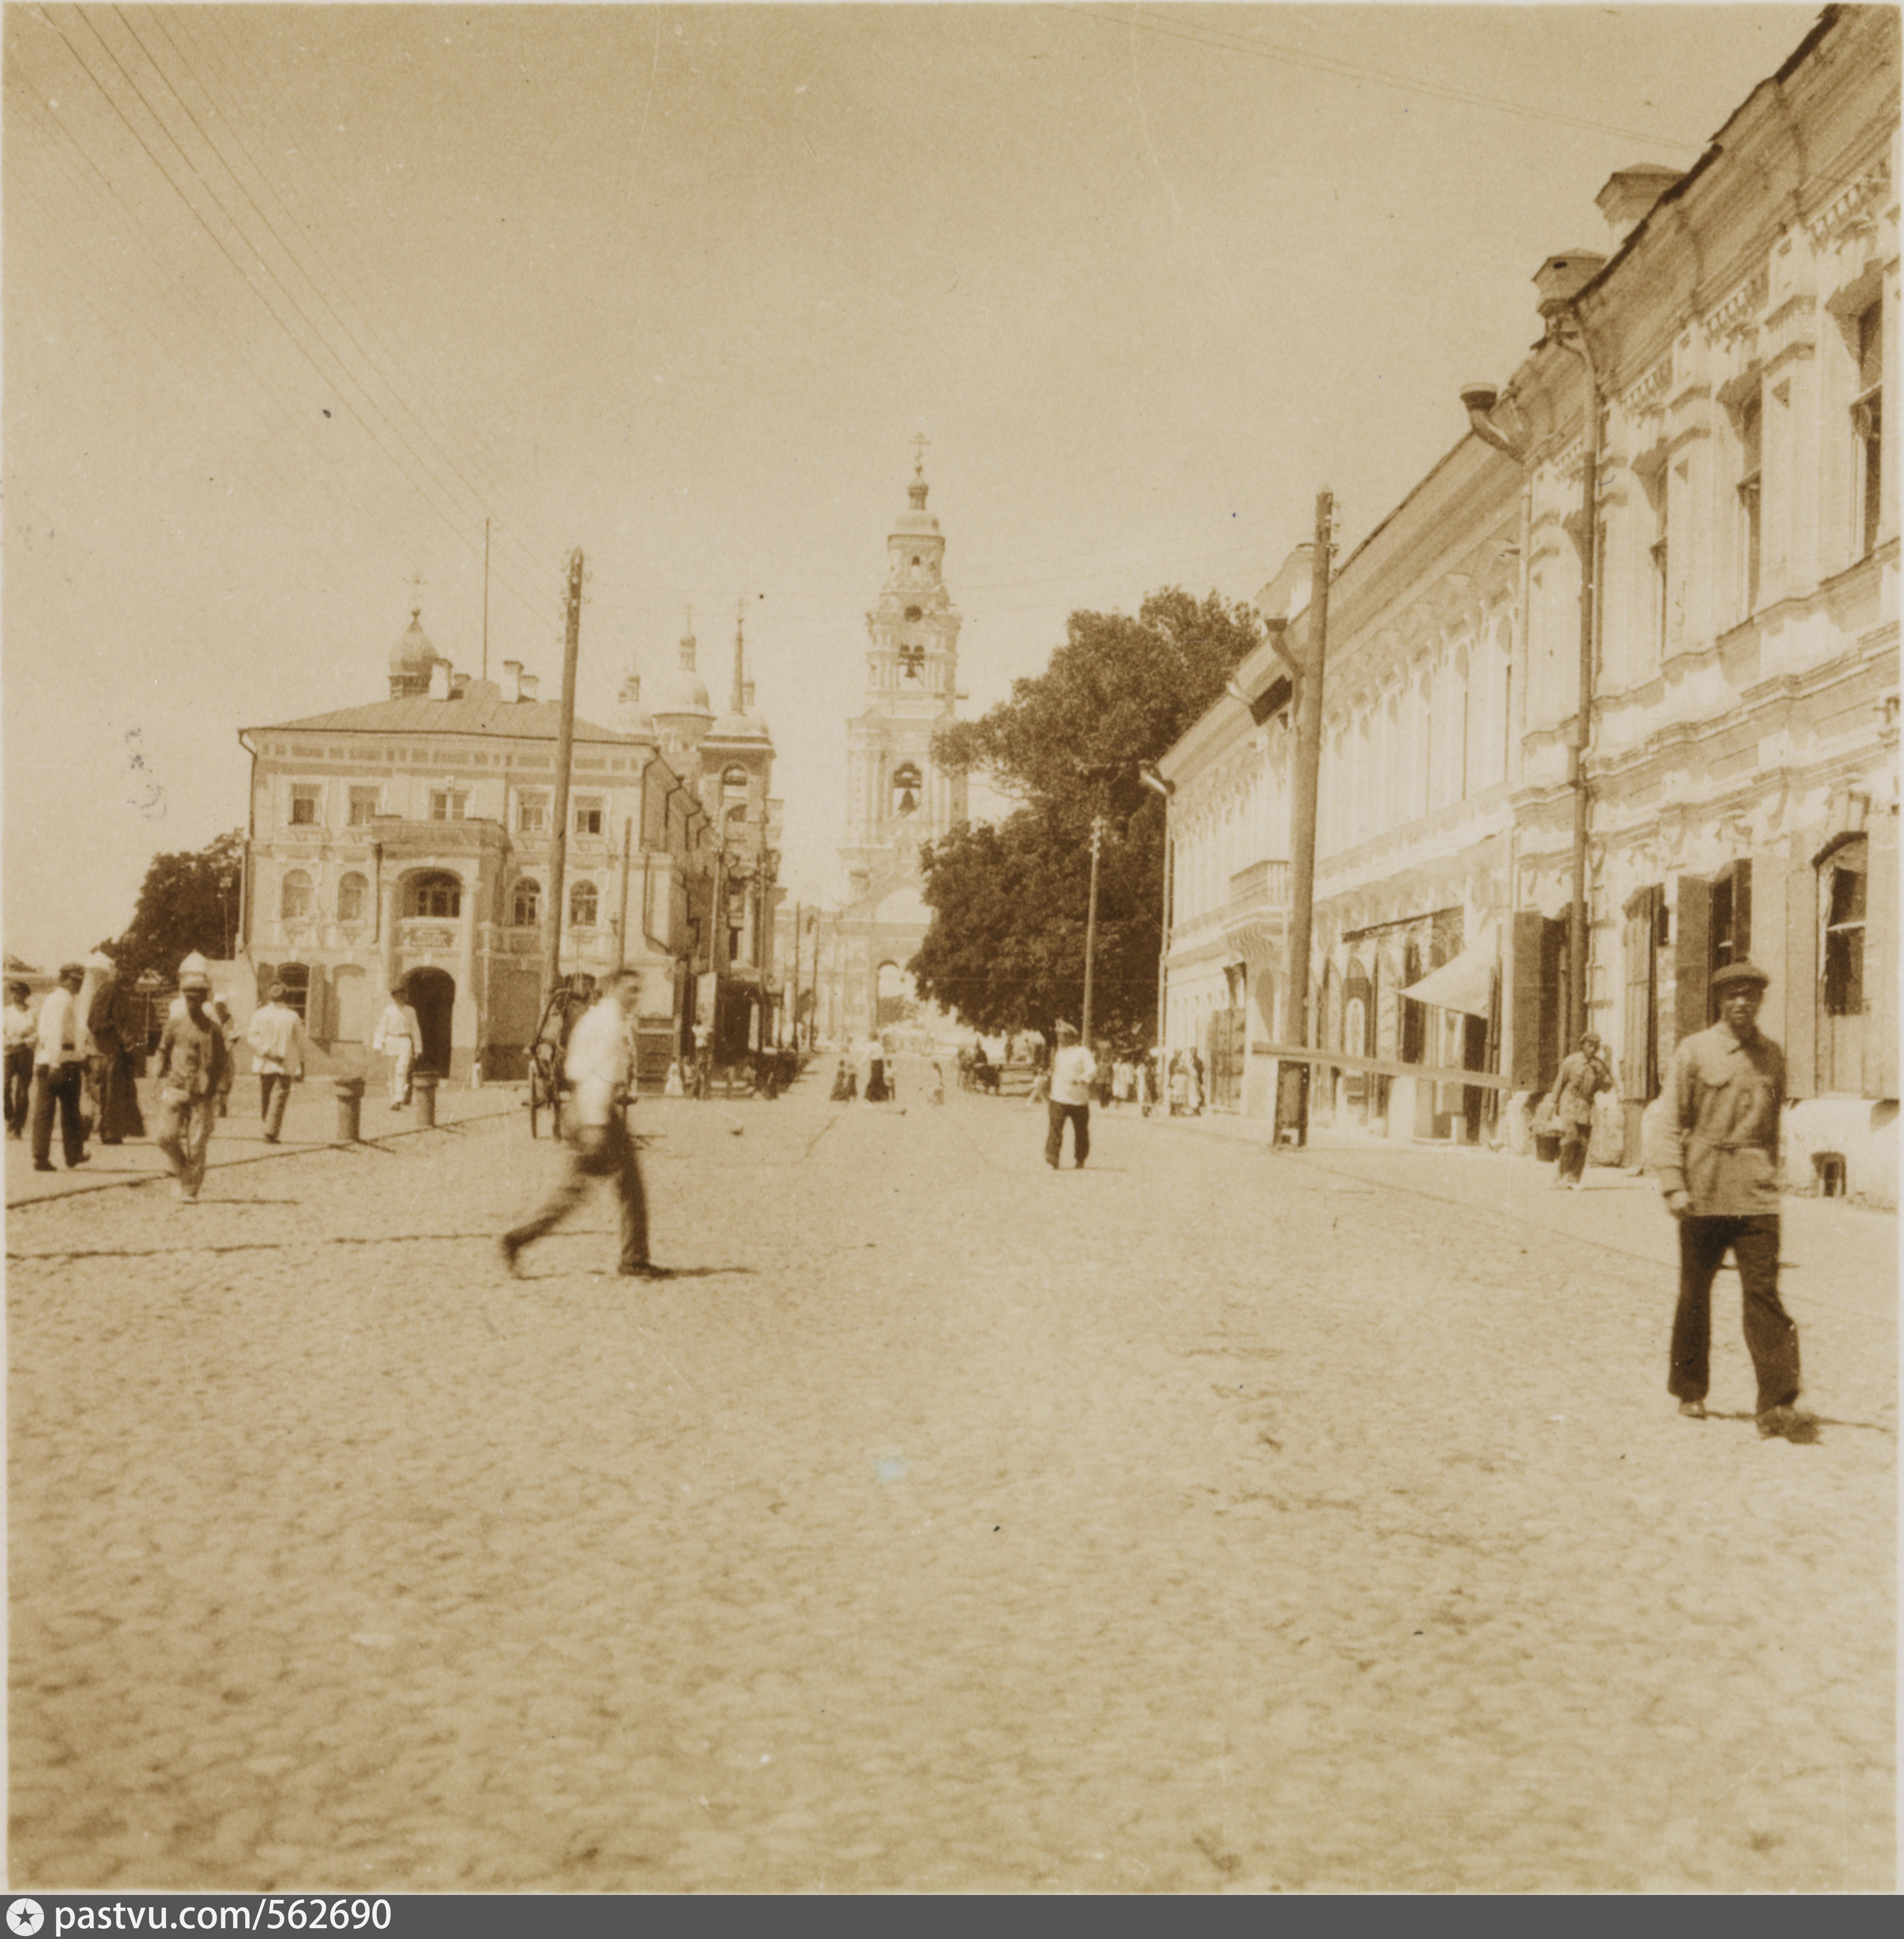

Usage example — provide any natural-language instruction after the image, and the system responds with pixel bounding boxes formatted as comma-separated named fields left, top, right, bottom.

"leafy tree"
left=914, top=590, right=1263, bottom=1042
left=112, top=830, right=246, bottom=980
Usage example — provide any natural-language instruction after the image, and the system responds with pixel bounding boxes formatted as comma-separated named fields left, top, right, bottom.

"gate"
left=1206, top=1006, right=1246, bottom=1112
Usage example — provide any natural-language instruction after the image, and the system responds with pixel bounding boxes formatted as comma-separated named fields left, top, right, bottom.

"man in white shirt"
left=372, top=982, right=423, bottom=1108
left=501, top=970, right=667, bottom=1279
left=31, top=962, right=92, bottom=1171
left=1045, top=1019, right=1098, bottom=1170
left=247, top=981, right=310, bottom=1143
left=5, top=979, right=38, bottom=1138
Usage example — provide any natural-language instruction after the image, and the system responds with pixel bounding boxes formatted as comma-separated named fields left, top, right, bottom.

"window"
left=512, top=878, right=541, bottom=926
left=1854, top=300, right=1884, bottom=557
left=409, top=873, right=461, bottom=919
left=1822, top=837, right=1867, bottom=1018
left=280, top=869, right=313, bottom=920
left=573, top=798, right=603, bottom=837
left=899, top=644, right=924, bottom=683
left=1708, top=861, right=1752, bottom=1021
left=903, top=605, right=923, bottom=622
left=1737, top=394, right=1762, bottom=614
left=337, top=873, right=368, bottom=923
left=276, top=963, right=310, bottom=1022
left=289, top=785, right=320, bottom=826
left=347, top=787, right=380, bottom=827
left=569, top=880, right=598, bottom=928
left=891, top=763, right=922, bottom=817
left=517, top=793, right=549, bottom=834
left=430, top=789, right=466, bottom=822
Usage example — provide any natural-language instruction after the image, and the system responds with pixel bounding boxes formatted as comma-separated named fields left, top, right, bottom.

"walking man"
left=5, top=979, right=38, bottom=1138
left=1652, top=959, right=1811, bottom=1441
left=153, top=958, right=229, bottom=1203
left=1044, top=1019, right=1097, bottom=1170
left=373, top=981, right=422, bottom=1108
left=1550, top=1031, right=1612, bottom=1189
left=30, top=962, right=91, bottom=1172
left=501, top=970, right=668, bottom=1280
left=247, top=981, right=309, bottom=1142
left=85, top=954, right=147, bottom=1145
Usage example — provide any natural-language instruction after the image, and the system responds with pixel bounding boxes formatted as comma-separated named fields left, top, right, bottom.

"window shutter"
left=1735, top=858, right=1753, bottom=962
left=1673, top=873, right=1713, bottom=1054
left=1866, top=809, right=1898, bottom=1099
left=1749, top=849, right=1789, bottom=1059
left=1784, top=836, right=1819, bottom=1100
left=1621, top=887, right=1661, bottom=1101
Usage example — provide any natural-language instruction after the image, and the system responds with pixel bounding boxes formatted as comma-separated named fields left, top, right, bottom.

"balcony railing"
left=1227, top=859, right=1290, bottom=909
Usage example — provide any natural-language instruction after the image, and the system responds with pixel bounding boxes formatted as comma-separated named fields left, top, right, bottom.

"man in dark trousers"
left=30, top=962, right=91, bottom=1172
left=1044, top=1020, right=1097, bottom=1170
left=1652, top=959, right=1811, bottom=1441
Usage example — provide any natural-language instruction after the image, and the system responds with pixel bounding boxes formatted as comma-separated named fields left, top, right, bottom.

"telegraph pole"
left=481, top=517, right=491, bottom=682
left=543, top=548, right=584, bottom=1005
left=1286, top=490, right=1334, bottom=1146
left=1081, top=814, right=1106, bottom=1044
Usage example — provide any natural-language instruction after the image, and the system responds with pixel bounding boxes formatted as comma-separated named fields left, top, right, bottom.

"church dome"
left=649, top=619, right=713, bottom=721
left=389, top=607, right=436, bottom=676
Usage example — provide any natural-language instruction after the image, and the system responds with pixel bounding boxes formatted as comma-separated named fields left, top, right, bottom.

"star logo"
left=8, top=1903, right=45, bottom=1937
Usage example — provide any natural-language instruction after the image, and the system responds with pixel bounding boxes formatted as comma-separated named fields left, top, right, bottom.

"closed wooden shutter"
left=1621, top=886, right=1662, bottom=1101
left=1674, top=874, right=1713, bottom=1052
left=1509, top=909, right=1546, bottom=1088
left=1784, top=836, right=1819, bottom=1100
left=1866, top=809, right=1898, bottom=1098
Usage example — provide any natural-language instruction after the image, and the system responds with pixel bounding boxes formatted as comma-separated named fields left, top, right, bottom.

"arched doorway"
left=406, top=967, right=456, bottom=1075
left=875, top=960, right=913, bottom=1030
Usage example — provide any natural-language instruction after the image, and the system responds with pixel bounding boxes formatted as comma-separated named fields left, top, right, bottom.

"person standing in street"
left=247, top=981, right=309, bottom=1143
left=373, top=981, right=422, bottom=1108
left=1549, top=1031, right=1612, bottom=1190
left=5, top=980, right=38, bottom=1139
left=1651, top=959, right=1812, bottom=1442
left=30, top=962, right=91, bottom=1172
left=152, top=958, right=229, bottom=1203
left=502, top=970, right=669, bottom=1280
left=1044, top=1020, right=1097, bottom=1170
left=209, top=995, right=240, bottom=1117
left=85, top=954, right=147, bottom=1146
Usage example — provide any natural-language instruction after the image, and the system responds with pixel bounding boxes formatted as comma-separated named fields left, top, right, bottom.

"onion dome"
left=649, top=611, right=714, bottom=723
left=389, top=607, right=436, bottom=679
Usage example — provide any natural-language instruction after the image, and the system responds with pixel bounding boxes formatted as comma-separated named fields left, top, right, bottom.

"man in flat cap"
left=30, top=961, right=91, bottom=1171
left=153, top=956, right=230, bottom=1203
left=1651, top=959, right=1811, bottom=1441
left=247, top=981, right=309, bottom=1143
left=1045, top=1020, right=1098, bottom=1170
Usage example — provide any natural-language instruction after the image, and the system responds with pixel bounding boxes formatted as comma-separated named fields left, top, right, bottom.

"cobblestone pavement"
left=8, top=1070, right=1894, bottom=1892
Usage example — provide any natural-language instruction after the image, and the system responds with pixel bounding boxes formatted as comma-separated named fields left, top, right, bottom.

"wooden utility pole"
left=481, top=517, right=491, bottom=681
left=1081, top=814, right=1106, bottom=1044
left=543, top=547, right=584, bottom=1005
left=1286, top=491, right=1334, bottom=1146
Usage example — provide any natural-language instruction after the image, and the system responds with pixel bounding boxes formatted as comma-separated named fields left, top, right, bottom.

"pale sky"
left=3, top=2, right=1819, bottom=966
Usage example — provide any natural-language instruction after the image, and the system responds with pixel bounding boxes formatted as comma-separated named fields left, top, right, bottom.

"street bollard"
left=333, top=1075, right=366, bottom=1143
left=412, top=1073, right=438, bottom=1128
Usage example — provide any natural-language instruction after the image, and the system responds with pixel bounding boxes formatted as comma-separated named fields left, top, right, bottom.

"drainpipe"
left=1550, top=312, right=1601, bottom=1052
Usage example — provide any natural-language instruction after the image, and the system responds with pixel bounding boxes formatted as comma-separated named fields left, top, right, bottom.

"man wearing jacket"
left=153, top=958, right=230, bottom=1203
left=1651, top=959, right=1810, bottom=1441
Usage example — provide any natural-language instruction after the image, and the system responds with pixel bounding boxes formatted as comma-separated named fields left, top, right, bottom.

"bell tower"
left=841, top=440, right=967, bottom=898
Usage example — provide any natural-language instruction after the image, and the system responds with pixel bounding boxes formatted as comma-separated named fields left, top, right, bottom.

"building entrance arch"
left=875, top=959, right=913, bottom=1030
left=406, top=966, right=456, bottom=1075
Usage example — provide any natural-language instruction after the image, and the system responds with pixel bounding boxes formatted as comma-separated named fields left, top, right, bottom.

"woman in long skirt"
left=86, top=964, right=146, bottom=1144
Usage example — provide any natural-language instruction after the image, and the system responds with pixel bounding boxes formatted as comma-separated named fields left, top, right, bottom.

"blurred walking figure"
left=1549, top=1032, right=1612, bottom=1189
left=830, top=1056, right=857, bottom=1102
left=502, top=970, right=667, bottom=1280
left=1168, top=1051, right=1190, bottom=1117
left=85, top=953, right=146, bottom=1145
left=5, top=979, right=38, bottom=1138
left=664, top=1058, right=686, bottom=1098
left=1651, top=960, right=1811, bottom=1442
left=1044, top=1021, right=1096, bottom=1170
left=373, top=981, right=422, bottom=1108
left=247, top=981, right=309, bottom=1143
left=1111, top=1056, right=1135, bottom=1110
left=209, top=995, right=240, bottom=1117
left=30, top=962, right=91, bottom=1171
left=928, top=1060, right=945, bottom=1106
left=153, top=958, right=229, bottom=1203
left=863, top=1036, right=891, bottom=1104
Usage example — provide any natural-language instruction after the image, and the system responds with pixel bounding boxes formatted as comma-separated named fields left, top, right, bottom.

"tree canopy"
left=111, top=829, right=246, bottom=980
left=913, top=590, right=1263, bottom=1042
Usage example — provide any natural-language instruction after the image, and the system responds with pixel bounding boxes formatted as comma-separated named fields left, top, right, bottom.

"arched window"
left=891, top=762, right=922, bottom=818
left=408, top=873, right=461, bottom=920
left=512, top=878, right=541, bottom=927
left=337, top=872, right=368, bottom=924
left=904, top=605, right=923, bottom=622
left=280, top=869, right=313, bottom=920
left=570, top=880, right=598, bottom=929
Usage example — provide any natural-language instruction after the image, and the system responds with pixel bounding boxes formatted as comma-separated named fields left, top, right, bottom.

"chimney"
left=450, top=672, right=470, bottom=700
left=500, top=660, right=522, bottom=703
left=1595, top=164, right=1680, bottom=251
left=428, top=658, right=452, bottom=701
left=519, top=672, right=539, bottom=701
left=1535, top=252, right=1609, bottom=326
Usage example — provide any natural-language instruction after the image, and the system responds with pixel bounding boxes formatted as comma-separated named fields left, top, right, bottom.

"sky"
left=2, top=1, right=1823, bottom=967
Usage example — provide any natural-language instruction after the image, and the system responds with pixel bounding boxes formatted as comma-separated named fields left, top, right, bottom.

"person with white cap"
left=152, top=953, right=230, bottom=1203
left=1044, top=1020, right=1097, bottom=1169
left=373, top=980, right=423, bottom=1109
left=1651, top=958, right=1811, bottom=1442
left=30, top=961, right=92, bottom=1171
left=247, top=981, right=309, bottom=1143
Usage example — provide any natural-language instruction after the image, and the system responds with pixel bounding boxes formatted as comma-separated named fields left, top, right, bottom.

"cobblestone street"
left=7, top=1070, right=1895, bottom=1892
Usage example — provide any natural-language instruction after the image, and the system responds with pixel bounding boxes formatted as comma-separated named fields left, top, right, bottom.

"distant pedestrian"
left=1168, top=1052, right=1190, bottom=1117
left=1651, top=960, right=1812, bottom=1442
left=1027, top=1068, right=1050, bottom=1108
left=502, top=970, right=668, bottom=1280
left=1550, top=1031, right=1612, bottom=1189
left=928, top=1060, right=945, bottom=1106
left=830, top=1057, right=857, bottom=1102
left=5, top=980, right=37, bottom=1138
left=1190, top=1050, right=1207, bottom=1115
left=864, top=1037, right=890, bottom=1104
left=1112, top=1056, right=1134, bottom=1109
left=664, top=1058, right=686, bottom=1098
left=209, top=995, right=240, bottom=1117
left=85, top=954, right=146, bottom=1145
left=1044, top=1020, right=1097, bottom=1170
left=153, top=958, right=229, bottom=1203
left=373, top=982, right=422, bottom=1108
left=247, top=982, right=309, bottom=1143
left=30, top=963, right=91, bottom=1171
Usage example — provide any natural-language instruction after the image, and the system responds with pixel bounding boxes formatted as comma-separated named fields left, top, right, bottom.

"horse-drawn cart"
left=526, top=974, right=597, bottom=1138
